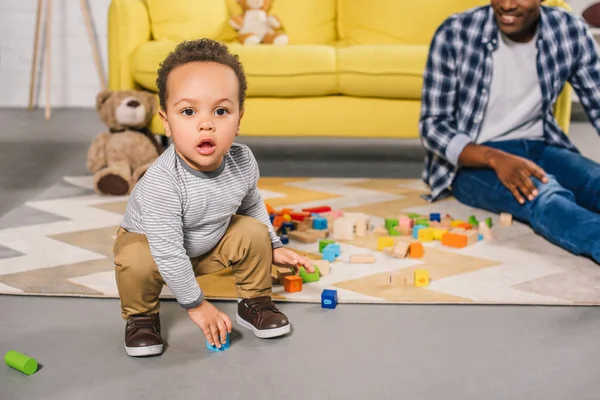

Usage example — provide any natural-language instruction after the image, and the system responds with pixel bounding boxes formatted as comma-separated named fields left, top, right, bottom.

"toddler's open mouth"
left=197, top=138, right=216, bottom=155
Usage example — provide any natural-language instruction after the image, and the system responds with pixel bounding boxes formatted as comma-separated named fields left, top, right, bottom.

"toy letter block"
left=409, top=242, right=424, bottom=258
left=412, top=225, right=428, bottom=239
left=323, top=244, right=340, bottom=262
left=319, top=239, right=335, bottom=252
left=321, top=289, right=338, bottom=309
left=284, top=275, right=302, bottom=293
left=280, top=235, right=289, bottom=245
left=431, top=228, right=448, bottom=241
left=302, top=206, right=332, bottom=214
left=277, top=267, right=294, bottom=285
left=324, top=243, right=341, bottom=256
left=385, top=218, right=399, bottom=231
left=349, top=254, right=376, bottom=264
left=414, top=270, right=429, bottom=287
left=313, top=217, right=328, bottom=230
left=312, top=260, right=330, bottom=276
left=355, top=217, right=368, bottom=237
left=429, top=213, right=441, bottom=222
left=377, top=236, right=395, bottom=250
left=441, top=232, right=468, bottom=248
left=418, top=228, right=435, bottom=242
left=206, top=332, right=230, bottom=352
left=500, top=213, right=512, bottom=226
left=333, top=217, right=354, bottom=241
left=299, top=265, right=320, bottom=283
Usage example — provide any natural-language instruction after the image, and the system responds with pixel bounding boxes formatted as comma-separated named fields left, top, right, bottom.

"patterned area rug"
left=0, top=176, right=599, bottom=306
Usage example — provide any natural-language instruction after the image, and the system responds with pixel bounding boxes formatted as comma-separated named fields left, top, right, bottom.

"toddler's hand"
left=187, top=300, right=232, bottom=348
left=273, top=247, right=315, bottom=273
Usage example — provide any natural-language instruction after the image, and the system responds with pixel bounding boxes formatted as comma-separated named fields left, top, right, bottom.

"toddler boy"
left=113, top=38, right=313, bottom=357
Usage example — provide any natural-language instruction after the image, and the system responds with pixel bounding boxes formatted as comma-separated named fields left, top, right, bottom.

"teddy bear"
left=86, top=89, right=163, bottom=196
left=229, top=0, right=289, bottom=45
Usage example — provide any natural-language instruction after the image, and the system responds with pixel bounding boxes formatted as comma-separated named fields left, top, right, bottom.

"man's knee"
left=528, top=177, right=575, bottom=220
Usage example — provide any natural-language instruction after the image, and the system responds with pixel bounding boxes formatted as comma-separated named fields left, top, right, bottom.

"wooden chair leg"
left=28, top=0, right=43, bottom=110
left=44, top=0, right=53, bottom=121
left=80, top=0, right=107, bottom=90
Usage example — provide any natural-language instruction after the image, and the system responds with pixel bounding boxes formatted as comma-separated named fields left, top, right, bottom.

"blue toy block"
left=322, top=248, right=336, bottom=262
left=321, top=289, right=338, bottom=309
left=206, top=332, right=230, bottom=352
left=430, top=213, right=441, bottom=222
left=280, top=221, right=294, bottom=234
left=313, top=217, right=328, bottom=230
left=269, top=214, right=275, bottom=223
left=412, top=225, right=428, bottom=239
left=324, top=243, right=340, bottom=257
left=280, top=235, right=289, bottom=245
left=478, top=233, right=483, bottom=241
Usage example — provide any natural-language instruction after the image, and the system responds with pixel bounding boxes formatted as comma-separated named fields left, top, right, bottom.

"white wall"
left=0, top=0, right=111, bottom=108
left=0, top=0, right=597, bottom=108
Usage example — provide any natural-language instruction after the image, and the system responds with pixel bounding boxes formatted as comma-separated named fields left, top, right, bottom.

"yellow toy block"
left=418, top=228, right=434, bottom=242
left=414, top=270, right=430, bottom=287
left=377, top=236, right=395, bottom=250
left=431, top=228, right=448, bottom=241
left=451, top=220, right=466, bottom=227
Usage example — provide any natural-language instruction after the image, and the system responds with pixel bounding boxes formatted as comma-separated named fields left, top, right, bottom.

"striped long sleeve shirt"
left=419, top=5, right=600, bottom=201
left=120, top=143, right=282, bottom=309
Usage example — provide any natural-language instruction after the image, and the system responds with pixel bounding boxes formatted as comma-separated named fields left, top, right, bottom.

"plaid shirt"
left=419, top=5, right=600, bottom=201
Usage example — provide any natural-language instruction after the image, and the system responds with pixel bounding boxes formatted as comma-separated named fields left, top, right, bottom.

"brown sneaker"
left=236, top=296, right=291, bottom=338
left=124, top=313, right=164, bottom=357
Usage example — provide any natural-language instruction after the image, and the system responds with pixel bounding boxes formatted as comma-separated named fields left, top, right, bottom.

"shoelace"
left=248, top=300, right=279, bottom=315
left=130, top=316, right=158, bottom=333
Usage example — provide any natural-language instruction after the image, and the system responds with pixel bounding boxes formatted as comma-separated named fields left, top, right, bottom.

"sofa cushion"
left=337, top=0, right=487, bottom=45
left=336, top=44, right=428, bottom=99
left=145, top=0, right=231, bottom=42
left=223, top=0, right=337, bottom=45
left=130, top=41, right=338, bottom=97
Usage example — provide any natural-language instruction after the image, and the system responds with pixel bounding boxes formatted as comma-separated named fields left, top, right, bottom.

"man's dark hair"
left=156, top=38, right=248, bottom=111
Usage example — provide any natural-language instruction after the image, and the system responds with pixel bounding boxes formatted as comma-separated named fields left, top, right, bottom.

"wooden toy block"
left=389, top=274, right=407, bottom=287
left=464, top=229, right=479, bottom=245
left=416, top=219, right=430, bottom=227
left=500, top=213, right=512, bottom=226
left=383, top=246, right=394, bottom=256
left=312, top=260, right=330, bottom=276
left=323, top=248, right=337, bottom=262
left=441, top=217, right=453, bottom=228
left=392, top=242, right=410, bottom=258
left=441, top=232, right=468, bottom=248
left=265, top=203, right=275, bottom=215
left=377, top=236, right=395, bottom=250
left=290, top=212, right=310, bottom=221
left=284, top=275, right=302, bottom=293
left=288, top=230, right=318, bottom=243
left=313, top=217, right=328, bottom=230
left=302, top=206, right=331, bottom=214
left=293, top=220, right=311, bottom=232
left=431, top=228, right=448, bottom=241
left=409, top=242, right=424, bottom=258
left=299, top=265, right=320, bottom=283
left=385, top=218, right=399, bottom=230
left=429, top=221, right=442, bottom=228
left=333, top=217, right=354, bottom=241
left=479, top=221, right=493, bottom=240
left=485, top=217, right=493, bottom=228
left=418, top=228, right=435, bottom=242
left=349, top=254, right=377, bottom=264
left=277, top=267, right=294, bottom=285
left=280, top=235, right=289, bottom=245
left=412, top=225, right=428, bottom=239
left=307, top=229, right=328, bottom=239
left=324, top=243, right=341, bottom=257
left=414, top=270, right=430, bottom=287
left=399, top=217, right=414, bottom=229
left=373, top=226, right=389, bottom=236
left=451, top=220, right=466, bottom=227
left=457, top=222, right=473, bottom=230
left=319, top=239, right=336, bottom=252
left=280, top=221, right=294, bottom=234
left=468, top=215, right=479, bottom=226
left=429, top=213, right=441, bottom=222
left=407, top=213, right=421, bottom=219
left=355, top=217, right=368, bottom=237
left=273, top=216, right=283, bottom=228
left=321, top=289, right=338, bottom=309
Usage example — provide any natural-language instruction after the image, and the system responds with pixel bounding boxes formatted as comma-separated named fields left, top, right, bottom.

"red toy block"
left=284, top=275, right=302, bottom=293
left=302, top=206, right=332, bottom=214
left=290, top=212, right=310, bottom=221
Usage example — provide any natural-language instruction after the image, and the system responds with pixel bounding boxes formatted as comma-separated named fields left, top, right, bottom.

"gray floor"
left=1, top=108, right=600, bottom=399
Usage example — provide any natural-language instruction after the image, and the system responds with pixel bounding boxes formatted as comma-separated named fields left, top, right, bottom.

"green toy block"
left=407, top=213, right=421, bottom=219
left=468, top=215, right=479, bottom=227
left=319, top=239, right=335, bottom=253
left=388, top=226, right=401, bottom=236
left=299, top=265, right=320, bottom=283
left=385, top=218, right=399, bottom=230
left=4, top=350, right=38, bottom=375
left=416, top=219, right=430, bottom=227
left=485, top=217, right=493, bottom=228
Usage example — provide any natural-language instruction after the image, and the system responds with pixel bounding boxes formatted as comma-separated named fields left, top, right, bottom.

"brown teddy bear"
left=86, top=90, right=163, bottom=196
left=229, top=0, right=289, bottom=45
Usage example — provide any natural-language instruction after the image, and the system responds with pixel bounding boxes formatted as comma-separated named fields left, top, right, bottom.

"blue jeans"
left=451, top=140, right=600, bottom=265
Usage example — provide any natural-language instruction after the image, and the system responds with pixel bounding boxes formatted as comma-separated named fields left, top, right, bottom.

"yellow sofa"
left=107, top=0, right=572, bottom=139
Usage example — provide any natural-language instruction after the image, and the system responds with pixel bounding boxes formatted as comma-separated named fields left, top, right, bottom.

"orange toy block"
left=457, top=222, right=473, bottom=230
left=409, top=242, right=424, bottom=258
left=284, top=275, right=302, bottom=293
left=441, top=232, right=468, bottom=248
left=273, top=216, right=283, bottom=228
left=265, top=203, right=275, bottom=215
left=451, top=220, right=466, bottom=228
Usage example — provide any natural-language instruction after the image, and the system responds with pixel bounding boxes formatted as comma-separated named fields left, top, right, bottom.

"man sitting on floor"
left=419, top=0, right=600, bottom=264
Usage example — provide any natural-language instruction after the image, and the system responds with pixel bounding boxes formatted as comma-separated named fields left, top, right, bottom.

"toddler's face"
left=159, top=61, right=243, bottom=172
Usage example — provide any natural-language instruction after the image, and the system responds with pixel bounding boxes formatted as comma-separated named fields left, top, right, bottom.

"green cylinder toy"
left=5, top=350, right=38, bottom=375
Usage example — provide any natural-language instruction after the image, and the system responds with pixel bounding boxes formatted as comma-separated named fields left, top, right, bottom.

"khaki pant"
left=113, top=215, right=273, bottom=320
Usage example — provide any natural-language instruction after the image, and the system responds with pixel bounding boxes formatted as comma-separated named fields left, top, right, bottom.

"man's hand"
left=489, top=151, right=549, bottom=204
left=273, top=247, right=315, bottom=274
left=187, top=300, right=232, bottom=349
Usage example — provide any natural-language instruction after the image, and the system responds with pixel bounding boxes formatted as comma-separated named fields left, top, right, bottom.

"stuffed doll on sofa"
left=86, top=90, right=163, bottom=196
left=229, top=0, right=289, bottom=45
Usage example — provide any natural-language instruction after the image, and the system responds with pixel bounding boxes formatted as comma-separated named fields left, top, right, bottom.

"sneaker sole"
left=125, top=344, right=163, bottom=357
left=236, top=313, right=291, bottom=338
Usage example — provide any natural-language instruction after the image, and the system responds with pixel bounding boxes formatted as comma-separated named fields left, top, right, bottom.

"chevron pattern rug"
left=0, top=175, right=599, bottom=306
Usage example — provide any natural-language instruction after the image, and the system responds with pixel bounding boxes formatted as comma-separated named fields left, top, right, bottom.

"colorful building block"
left=313, top=217, right=328, bottom=230
left=416, top=219, right=430, bottom=227
left=299, top=265, right=320, bottom=283
left=206, top=332, right=230, bottom=352
left=290, top=212, right=311, bottom=221
left=468, top=215, right=479, bottom=226
left=451, top=220, right=466, bottom=228
left=418, top=228, right=435, bottom=242
left=302, top=206, right=332, bottom=214
left=407, top=213, right=421, bottom=219
left=321, top=289, right=338, bottom=309
left=277, top=267, right=294, bottom=285
left=399, top=217, right=414, bottom=229
left=322, top=248, right=337, bottom=262
left=431, top=228, right=448, bottom=241
left=391, top=242, right=410, bottom=258
left=284, top=275, right=302, bottom=293
left=324, top=243, right=341, bottom=256
left=409, top=242, right=424, bottom=258
left=280, top=235, right=289, bottom=245
left=412, top=225, right=428, bottom=239
left=485, top=217, right=493, bottom=228
left=414, top=270, right=430, bottom=287
left=377, top=236, right=395, bottom=250
left=280, top=221, right=294, bottom=234
left=319, top=239, right=335, bottom=252
left=312, top=260, right=330, bottom=276
left=441, top=232, right=468, bottom=248
left=429, top=213, right=441, bottom=222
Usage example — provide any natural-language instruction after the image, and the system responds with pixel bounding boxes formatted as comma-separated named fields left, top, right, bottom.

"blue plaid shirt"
left=419, top=5, right=600, bottom=201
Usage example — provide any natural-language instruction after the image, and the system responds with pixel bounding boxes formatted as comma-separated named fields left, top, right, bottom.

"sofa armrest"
left=108, top=0, right=151, bottom=91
